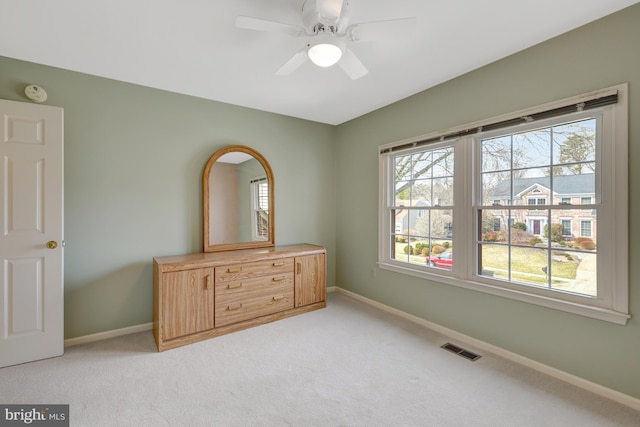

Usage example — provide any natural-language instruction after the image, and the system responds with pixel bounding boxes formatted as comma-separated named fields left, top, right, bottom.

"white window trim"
left=378, top=84, right=629, bottom=325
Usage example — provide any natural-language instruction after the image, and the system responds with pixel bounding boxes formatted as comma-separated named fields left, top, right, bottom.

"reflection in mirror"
left=203, top=146, right=274, bottom=252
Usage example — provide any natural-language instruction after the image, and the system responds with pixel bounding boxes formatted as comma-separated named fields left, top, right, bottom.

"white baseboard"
left=64, top=322, right=153, bottom=348
left=334, top=286, right=640, bottom=412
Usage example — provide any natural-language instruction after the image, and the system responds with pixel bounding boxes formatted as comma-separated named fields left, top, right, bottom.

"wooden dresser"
left=153, top=243, right=326, bottom=351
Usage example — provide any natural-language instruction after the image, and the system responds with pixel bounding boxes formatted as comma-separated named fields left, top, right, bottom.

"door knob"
left=46, top=241, right=58, bottom=249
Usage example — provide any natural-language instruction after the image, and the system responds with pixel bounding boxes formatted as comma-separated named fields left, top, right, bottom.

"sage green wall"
left=335, top=4, right=640, bottom=399
left=0, top=56, right=337, bottom=339
left=1, top=3, right=639, bottom=402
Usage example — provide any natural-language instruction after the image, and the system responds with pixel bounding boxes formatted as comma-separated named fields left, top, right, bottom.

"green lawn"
left=395, top=241, right=579, bottom=284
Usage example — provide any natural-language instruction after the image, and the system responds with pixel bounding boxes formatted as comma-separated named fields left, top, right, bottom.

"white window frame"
left=378, top=84, right=629, bottom=325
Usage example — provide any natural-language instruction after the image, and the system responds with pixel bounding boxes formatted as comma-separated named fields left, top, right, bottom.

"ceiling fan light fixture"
left=308, top=42, right=343, bottom=67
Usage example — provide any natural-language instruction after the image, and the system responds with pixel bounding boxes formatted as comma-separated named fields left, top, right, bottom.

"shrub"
left=442, top=241, right=450, bottom=249
left=403, top=245, right=413, bottom=254
left=512, top=222, right=527, bottom=231
left=483, top=231, right=497, bottom=242
left=544, top=223, right=565, bottom=243
left=431, top=245, right=446, bottom=254
left=575, top=237, right=596, bottom=250
left=414, top=242, right=428, bottom=252
left=421, top=247, right=430, bottom=256
left=529, top=237, right=543, bottom=246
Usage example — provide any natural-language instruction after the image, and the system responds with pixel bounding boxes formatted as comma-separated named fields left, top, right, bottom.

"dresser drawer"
left=215, top=275, right=294, bottom=327
left=215, top=258, right=293, bottom=283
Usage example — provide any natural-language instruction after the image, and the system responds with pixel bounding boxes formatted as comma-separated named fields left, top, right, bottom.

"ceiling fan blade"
left=338, top=48, right=368, bottom=80
left=347, top=17, right=417, bottom=42
left=235, top=16, right=305, bottom=37
left=276, top=49, right=309, bottom=76
left=316, top=0, right=345, bottom=22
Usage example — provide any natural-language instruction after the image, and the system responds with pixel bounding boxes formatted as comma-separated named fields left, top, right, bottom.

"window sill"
left=378, top=261, right=630, bottom=325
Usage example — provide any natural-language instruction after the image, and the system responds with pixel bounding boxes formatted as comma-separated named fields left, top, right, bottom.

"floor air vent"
left=441, top=343, right=481, bottom=361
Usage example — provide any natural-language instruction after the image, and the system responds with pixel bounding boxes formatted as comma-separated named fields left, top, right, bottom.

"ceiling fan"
left=235, top=0, right=416, bottom=79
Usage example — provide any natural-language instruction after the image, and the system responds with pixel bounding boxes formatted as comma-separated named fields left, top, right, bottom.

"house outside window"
left=379, top=85, right=629, bottom=325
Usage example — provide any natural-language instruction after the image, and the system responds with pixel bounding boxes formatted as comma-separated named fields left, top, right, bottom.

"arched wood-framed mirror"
left=203, top=145, right=274, bottom=253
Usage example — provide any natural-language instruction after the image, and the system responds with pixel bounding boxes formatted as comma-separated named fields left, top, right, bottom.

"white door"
left=0, top=99, right=64, bottom=367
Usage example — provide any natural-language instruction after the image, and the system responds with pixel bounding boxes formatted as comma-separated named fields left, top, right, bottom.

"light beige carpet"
left=1, top=292, right=639, bottom=426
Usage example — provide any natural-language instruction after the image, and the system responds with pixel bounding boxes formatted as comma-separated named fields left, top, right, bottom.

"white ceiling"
left=1, top=0, right=638, bottom=125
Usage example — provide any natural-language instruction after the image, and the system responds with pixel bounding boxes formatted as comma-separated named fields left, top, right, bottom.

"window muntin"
left=379, top=85, right=628, bottom=324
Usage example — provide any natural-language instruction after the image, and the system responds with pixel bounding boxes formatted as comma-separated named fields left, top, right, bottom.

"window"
left=527, top=197, right=546, bottom=205
left=379, top=85, right=629, bottom=324
left=251, top=177, right=269, bottom=240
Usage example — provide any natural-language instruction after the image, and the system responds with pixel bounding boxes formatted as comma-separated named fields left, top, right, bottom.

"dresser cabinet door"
left=161, top=268, right=214, bottom=340
left=294, top=254, right=326, bottom=307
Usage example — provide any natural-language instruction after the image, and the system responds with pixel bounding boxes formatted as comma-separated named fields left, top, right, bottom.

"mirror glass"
left=203, top=145, right=274, bottom=252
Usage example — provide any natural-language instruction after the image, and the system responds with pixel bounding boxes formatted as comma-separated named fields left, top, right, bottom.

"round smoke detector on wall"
left=24, top=84, right=48, bottom=103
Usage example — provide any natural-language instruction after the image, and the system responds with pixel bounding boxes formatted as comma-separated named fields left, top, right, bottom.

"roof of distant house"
left=489, top=173, right=595, bottom=198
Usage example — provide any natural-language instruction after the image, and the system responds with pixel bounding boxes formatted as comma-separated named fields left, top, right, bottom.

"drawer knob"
left=227, top=266, right=243, bottom=273
left=227, top=303, right=243, bottom=311
left=272, top=295, right=285, bottom=301
left=272, top=261, right=286, bottom=267
left=272, top=276, right=285, bottom=282
left=227, top=283, right=243, bottom=289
